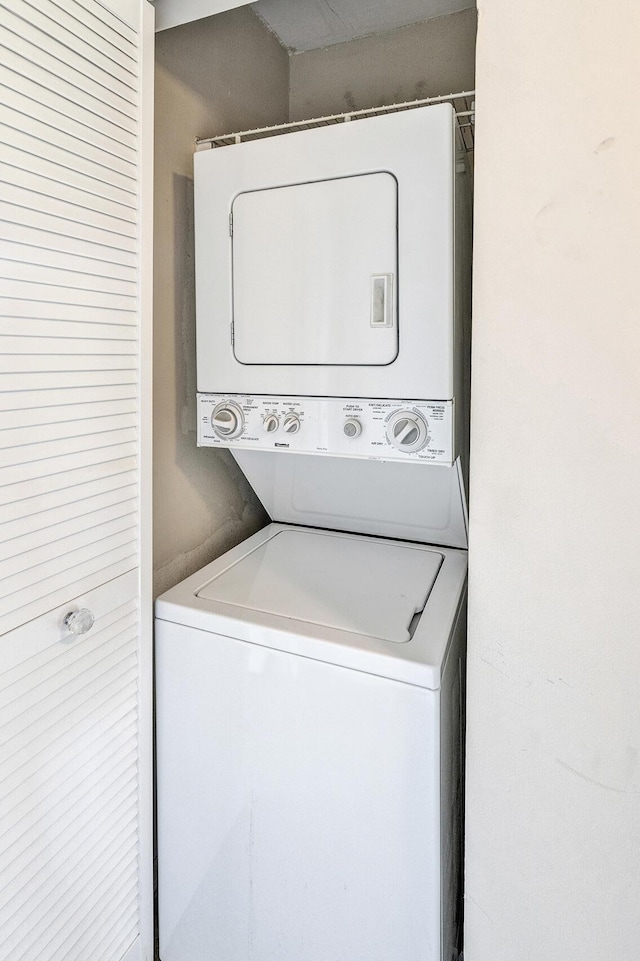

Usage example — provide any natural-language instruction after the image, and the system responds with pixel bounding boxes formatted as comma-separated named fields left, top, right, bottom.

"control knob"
left=386, top=410, right=429, bottom=453
left=343, top=418, right=362, bottom=438
left=211, top=402, right=244, bottom=439
left=262, top=414, right=280, bottom=433
left=283, top=414, right=301, bottom=434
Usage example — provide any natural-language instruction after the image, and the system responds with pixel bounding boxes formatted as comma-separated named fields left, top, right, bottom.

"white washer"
left=156, top=523, right=467, bottom=961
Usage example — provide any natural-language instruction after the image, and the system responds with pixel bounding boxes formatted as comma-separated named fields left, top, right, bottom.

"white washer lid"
left=196, top=528, right=442, bottom=643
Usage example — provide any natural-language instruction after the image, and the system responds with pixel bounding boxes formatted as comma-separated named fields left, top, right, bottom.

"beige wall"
left=465, top=1, right=640, bottom=958
left=153, top=7, right=288, bottom=595
left=289, top=8, right=476, bottom=120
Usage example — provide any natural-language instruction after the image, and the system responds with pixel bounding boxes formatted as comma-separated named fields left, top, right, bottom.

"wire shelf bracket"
left=195, top=90, right=475, bottom=155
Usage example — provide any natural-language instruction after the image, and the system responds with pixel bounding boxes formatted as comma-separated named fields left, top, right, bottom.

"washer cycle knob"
left=211, top=402, right=244, bottom=439
left=283, top=415, right=301, bottom=434
left=386, top=410, right=429, bottom=452
left=263, top=414, right=279, bottom=433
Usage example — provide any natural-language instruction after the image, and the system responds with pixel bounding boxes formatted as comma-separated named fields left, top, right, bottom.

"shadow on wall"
left=155, top=7, right=291, bottom=135
left=173, top=173, right=197, bottom=440
left=288, top=8, right=477, bottom=121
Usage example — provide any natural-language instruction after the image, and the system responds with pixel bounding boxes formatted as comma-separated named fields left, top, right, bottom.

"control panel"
left=197, top=395, right=455, bottom=465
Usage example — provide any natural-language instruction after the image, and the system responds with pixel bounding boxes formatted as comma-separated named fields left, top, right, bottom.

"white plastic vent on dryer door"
left=231, top=173, right=398, bottom=365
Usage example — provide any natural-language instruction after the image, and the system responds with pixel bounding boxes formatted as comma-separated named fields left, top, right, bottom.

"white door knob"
left=64, top=609, right=95, bottom=636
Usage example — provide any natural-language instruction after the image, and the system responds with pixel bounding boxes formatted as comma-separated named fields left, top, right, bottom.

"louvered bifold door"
left=0, top=1, right=153, bottom=960
left=0, top=0, right=143, bottom=634
left=0, top=573, right=142, bottom=961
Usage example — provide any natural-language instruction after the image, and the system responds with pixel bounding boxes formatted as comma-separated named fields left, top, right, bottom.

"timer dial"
left=211, top=402, right=244, bottom=439
left=386, top=410, right=429, bottom=453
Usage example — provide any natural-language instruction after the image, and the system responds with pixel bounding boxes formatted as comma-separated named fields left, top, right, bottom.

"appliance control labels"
left=197, top=395, right=455, bottom=465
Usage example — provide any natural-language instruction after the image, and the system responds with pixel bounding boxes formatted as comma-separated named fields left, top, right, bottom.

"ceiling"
left=154, top=0, right=476, bottom=48
left=251, top=0, right=476, bottom=53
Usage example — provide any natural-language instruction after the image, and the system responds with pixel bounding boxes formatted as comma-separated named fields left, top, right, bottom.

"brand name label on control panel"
left=197, top=395, right=455, bottom=466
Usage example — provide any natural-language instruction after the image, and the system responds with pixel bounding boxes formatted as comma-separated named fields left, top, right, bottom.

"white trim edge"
left=154, top=0, right=250, bottom=31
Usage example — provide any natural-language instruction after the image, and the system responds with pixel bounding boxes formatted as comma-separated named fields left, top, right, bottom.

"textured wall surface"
left=465, top=1, right=640, bottom=957
left=153, top=7, right=288, bottom=595
left=289, top=8, right=476, bottom=120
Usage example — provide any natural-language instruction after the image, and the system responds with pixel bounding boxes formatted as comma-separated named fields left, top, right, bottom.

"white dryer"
left=156, top=524, right=466, bottom=961
left=193, top=104, right=461, bottom=403
left=156, top=102, right=471, bottom=961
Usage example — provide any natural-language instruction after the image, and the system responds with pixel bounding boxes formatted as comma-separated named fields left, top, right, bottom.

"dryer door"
left=232, top=173, right=398, bottom=366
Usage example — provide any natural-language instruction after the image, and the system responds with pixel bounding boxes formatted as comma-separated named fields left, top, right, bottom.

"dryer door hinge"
left=231, top=321, right=234, bottom=346
left=229, top=212, right=233, bottom=237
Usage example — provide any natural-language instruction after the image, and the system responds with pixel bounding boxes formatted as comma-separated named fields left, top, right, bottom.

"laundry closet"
left=0, top=2, right=476, bottom=961
left=153, top=0, right=477, bottom=595
left=154, top=3, right=477, bottom=961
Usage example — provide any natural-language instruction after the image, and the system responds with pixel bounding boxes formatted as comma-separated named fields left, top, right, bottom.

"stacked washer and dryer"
left=156, top=104, right=471, bottom=961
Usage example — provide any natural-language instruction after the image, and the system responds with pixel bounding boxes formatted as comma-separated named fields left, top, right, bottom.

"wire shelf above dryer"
left=195, top=90, right=475, bottom=156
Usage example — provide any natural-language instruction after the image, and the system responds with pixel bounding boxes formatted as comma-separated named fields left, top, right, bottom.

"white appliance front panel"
left=156, top=620, right=441, bottom=961
left=195, top=104, right=455, bottom=400
left=197, top=394, right=455, bottom=465
left=232, top=174, right=398, bottom=365
left=232, top=452, right=469, bottom=548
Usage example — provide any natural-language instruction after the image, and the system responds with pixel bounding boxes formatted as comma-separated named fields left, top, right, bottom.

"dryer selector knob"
left=386, top=410, right=429, bottom=452
left=211, top=402, right=244, bottom=439
left=283, top=414, right=301, bottom=434
left=263, top=414, right=280, bottom=433
left=343, top=418, right=362, bottom=438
